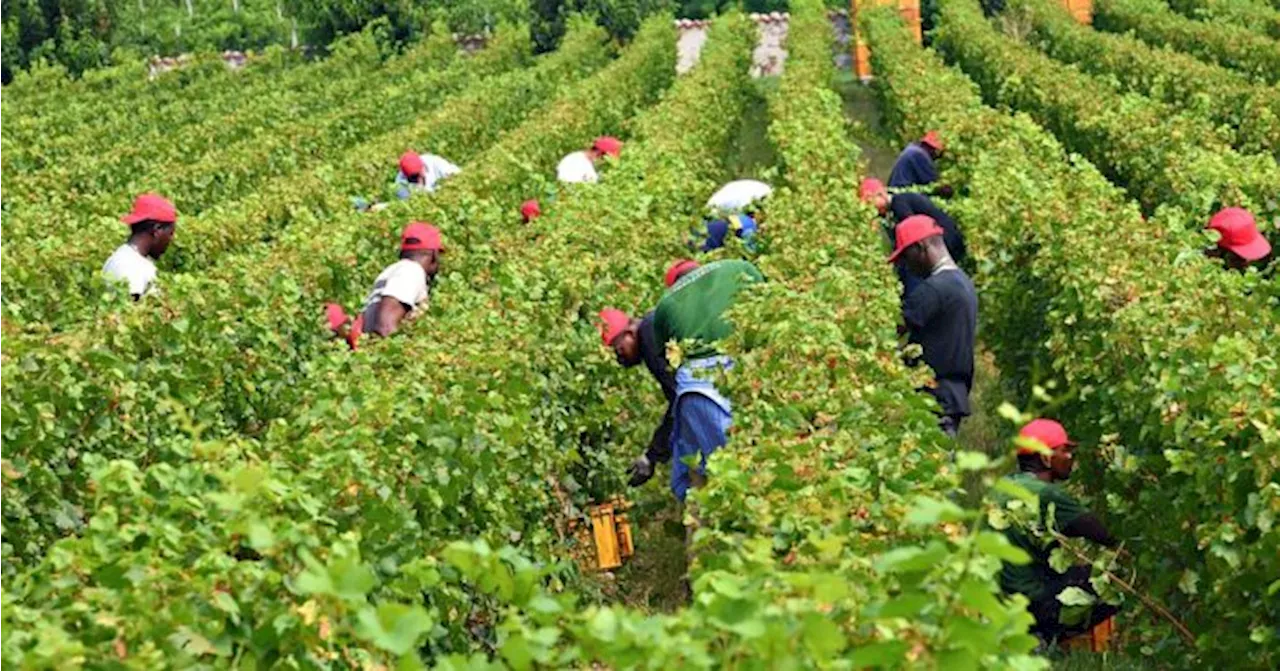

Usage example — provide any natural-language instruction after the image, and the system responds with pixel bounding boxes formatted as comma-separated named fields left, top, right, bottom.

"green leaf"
left=875, top=542, right=948, bottom=574
left=801, top=613, right=846, bottom=658
left=974, top=531, right=1030, bottom=564
left=904, top=496, right=967, bottom=526
left=848, top=640, right=909, bottom=668
left=355, top=603, right=433, bottom=656
left=954, top=451, right=991, bottom=471
left=1056, top=587, right=1096, bottom=607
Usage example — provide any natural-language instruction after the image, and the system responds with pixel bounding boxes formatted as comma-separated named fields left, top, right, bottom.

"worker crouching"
left=327, top=222, right=444, bottom=349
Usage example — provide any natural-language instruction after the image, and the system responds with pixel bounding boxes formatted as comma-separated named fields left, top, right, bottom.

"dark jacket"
left=639, top=312, right=677, bottom=464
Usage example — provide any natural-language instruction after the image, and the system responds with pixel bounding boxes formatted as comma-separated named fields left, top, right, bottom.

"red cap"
left=887, top=215, right=944, bottom=263
left=120, top=193, right=176, bottom=225
left=1017, top=419, right=1076, bottom=455
left=325, top=303, right=349, bottom=331
left=664, top=259, right=700, bottom=287
left=920, top=130, right=944, bottom=152
left=347, top=313, right=364, bottom=351
left=598, top=308, right=629, bottom=346
left=399, top=151, right=425, bottom=178
left=592, top=136, right=623, bottom=158
left=1207, top=207, right=1271, bottom=262
left=401, top=221, right=444, bottom=252
left=859, top=177, right=887, bottom=202
left=520, top=199, right=541, bottom=221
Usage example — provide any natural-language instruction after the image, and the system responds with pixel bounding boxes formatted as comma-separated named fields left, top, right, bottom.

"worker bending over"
left=1205, top=207, right=1273, bottom=272
left=706, top=179, right=772, bottom=214
left=103, top=193, right=177, bottom=300
left=998, top=419, right=1120, bottom=644
left=890, top=215, right=976, bottom=437
left=557, top=136, right=622, bottom=184
left=889, top=130, right=952, bottom=198
left=690, top=213, right=758, bottom=254
left=396, top=150, right=461, bottom=199
left=327, top=222, right=444, bottom=349
left=861, top=177, right=965, bottom=295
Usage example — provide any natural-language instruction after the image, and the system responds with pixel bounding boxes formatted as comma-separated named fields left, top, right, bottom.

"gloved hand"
left=627, top=454, right=654, bottom=487
left=935, top=184, right=955, bottom=199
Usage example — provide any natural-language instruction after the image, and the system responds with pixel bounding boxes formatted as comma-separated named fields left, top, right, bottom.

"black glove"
left=934, top=184, right=955, bottom=199
left=627, top=454, right=654, bottom=487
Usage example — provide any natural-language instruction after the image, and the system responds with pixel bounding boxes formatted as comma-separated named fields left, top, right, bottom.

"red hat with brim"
left=859, top=177, right=887, bottom=202
left=887, top=215, right=944, bottom=263
left=592, top=136, right=623, bottom=158
left=399, top=151, right=425, bottom=178
left=121, top=193, right=177, bottom=225
left=664, top=259, right=700, bottom=287
left=1017, top=418, right=1076, bottom=455
left=920, top=130, right=944, bottom=152
left=401, top=221, right=444, bottom=252
left=521, top=199, right=541, bottom=221
left=1208, top=207, right=1271, bottom=261
left=598, top=308, right=629, bottom=346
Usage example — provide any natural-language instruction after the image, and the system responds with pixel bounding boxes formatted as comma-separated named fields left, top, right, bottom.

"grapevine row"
left=864, top=5, right=1279, bottom=665
left=1167, top=0, right=1280, bottom=40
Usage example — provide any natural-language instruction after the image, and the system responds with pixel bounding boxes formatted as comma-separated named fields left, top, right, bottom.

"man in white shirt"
left=706, top=179, right=772, bottom=214
left=556, top=136, right=622, bottom=184
left=102, top=193, right=177, bottom=299
left=395, top=150, right=461, bottom=199
left=326, top=221, right=444, bottom=348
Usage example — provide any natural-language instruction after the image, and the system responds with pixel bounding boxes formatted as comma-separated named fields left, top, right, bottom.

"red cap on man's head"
left=120, top=193, right=177, bottom=225
left=920, top=130, right=944, bottom=152
left=399, top=151, right=425, bottom=178
left=887, top=215, right=944, bottom=263
left=1017, top=419, right=1076, bottom=455
left=1207, top=207, right=1271, bottom=261
left=598, top=308, right=629, bottom=346
left=401, top=221, right=444, bottom=252
left=592, top=136, right=623, bottom=158
left=520, top=199, right=541, bottom=222
left=664, top=259, right=700, bottom=287
left=859, top=177, right=887, bottom=202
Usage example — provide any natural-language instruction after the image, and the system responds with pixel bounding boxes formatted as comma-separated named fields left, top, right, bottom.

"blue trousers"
left=670, top=391, right=732, bottom=501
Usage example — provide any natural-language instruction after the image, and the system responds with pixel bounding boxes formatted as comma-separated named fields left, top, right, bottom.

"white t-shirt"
left=396, top=153, right=462, bottom=194
left=102, top=244, right=158, bottom=297
left=556, top=151, right=598, bottom=184
left=360, top=259, right=430, bottom=332
left=707, top=179, right=772, bottom=212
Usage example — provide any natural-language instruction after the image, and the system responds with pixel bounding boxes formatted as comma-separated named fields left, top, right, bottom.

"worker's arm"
left=372, top=296, right=411, bottom=337
left=1063, top=513, right=1118, bottom=548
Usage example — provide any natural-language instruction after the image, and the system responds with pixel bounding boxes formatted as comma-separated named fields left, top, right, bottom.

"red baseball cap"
left=592, top=136, right=623, bottom=158
left=401, top=221, right=444, bottom=252
left=920, top=130, right=944, bottom=152
left=399, top=151, right=425, bottom=178
left=887, top=215, right=944, bottom=263
left=1207, top=207, right=1271, bottom=261
left=120, top=193, right=177, bottom=225
left=598, top=308, right=630, bottom=346
left=664, top=259, right=700, bottom=287
left=520, top=199, right=541, bottom=221
left=1017, top=418, right=1076, bottom=455
left=859, top=177, right=887, bottom=202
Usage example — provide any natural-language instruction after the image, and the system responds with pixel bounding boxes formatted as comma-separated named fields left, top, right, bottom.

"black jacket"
left=638, top=312, right=677, bottom=464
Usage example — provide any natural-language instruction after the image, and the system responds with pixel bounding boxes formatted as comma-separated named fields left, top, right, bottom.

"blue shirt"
left=695, top=214, right=758, bottom=253
left=888, top=143, right=939, bottom=188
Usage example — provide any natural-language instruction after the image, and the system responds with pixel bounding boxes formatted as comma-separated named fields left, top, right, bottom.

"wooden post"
left=852, top=0, right=922, bottom=80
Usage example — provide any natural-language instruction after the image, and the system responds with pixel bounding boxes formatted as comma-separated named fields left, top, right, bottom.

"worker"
left=1205, top=207, right=1273, bottom=271
left=556, top=136, right=622, bottom=184
left=889, top=130, right=952, bottom=197
left=998, top=418, right=1121, bottom=643
left=326, top=221, right=444, bottom=348
left=103, top=193, right=177, bottom=299
left=651, top=258, right=764, bottom=501
left=689, top=213, right=758, bottom=254
left=890, top=215, right=977, bottom=437
left=395, top=150, right=461, bottom=199
left=520, top=199, right=542, bottom=223
left=597, top=260, right=700, bottom=487
left=861, top=177, right=965, bottom=295
left=706, top=179, right=772, bottom=214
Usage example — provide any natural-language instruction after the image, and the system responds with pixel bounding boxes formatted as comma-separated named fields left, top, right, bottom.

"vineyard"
left=1, top=0, right=1277, bottom=669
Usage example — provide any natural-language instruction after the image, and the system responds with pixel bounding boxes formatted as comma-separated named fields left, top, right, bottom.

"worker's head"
left=887, top=215, right=948, bottom=276
left=120, top=193, right=177, bottom=258
left=664, top=259, right=700, bottom=288
left=920, top=130, right=945, bottom=159
left=588, top=136, right=623, bottom=163
left=1016, top=418, right=1077, bottom=481
left=1206, top=207, right=1271, bottom=270
left=520, top=199, right=541, bottom=223
left=859, top=177, right=890, bottom=214
left=599, top=308, right=641, bottom=367
left=400, top=221, right=444, bottom=279
left=399, top=151, right=426, bottom=183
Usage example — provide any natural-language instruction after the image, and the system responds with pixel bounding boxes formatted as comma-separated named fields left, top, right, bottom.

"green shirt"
left=995, top=472, right=1090, bottom=600
left=653, top=259, right=764, bottom=361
